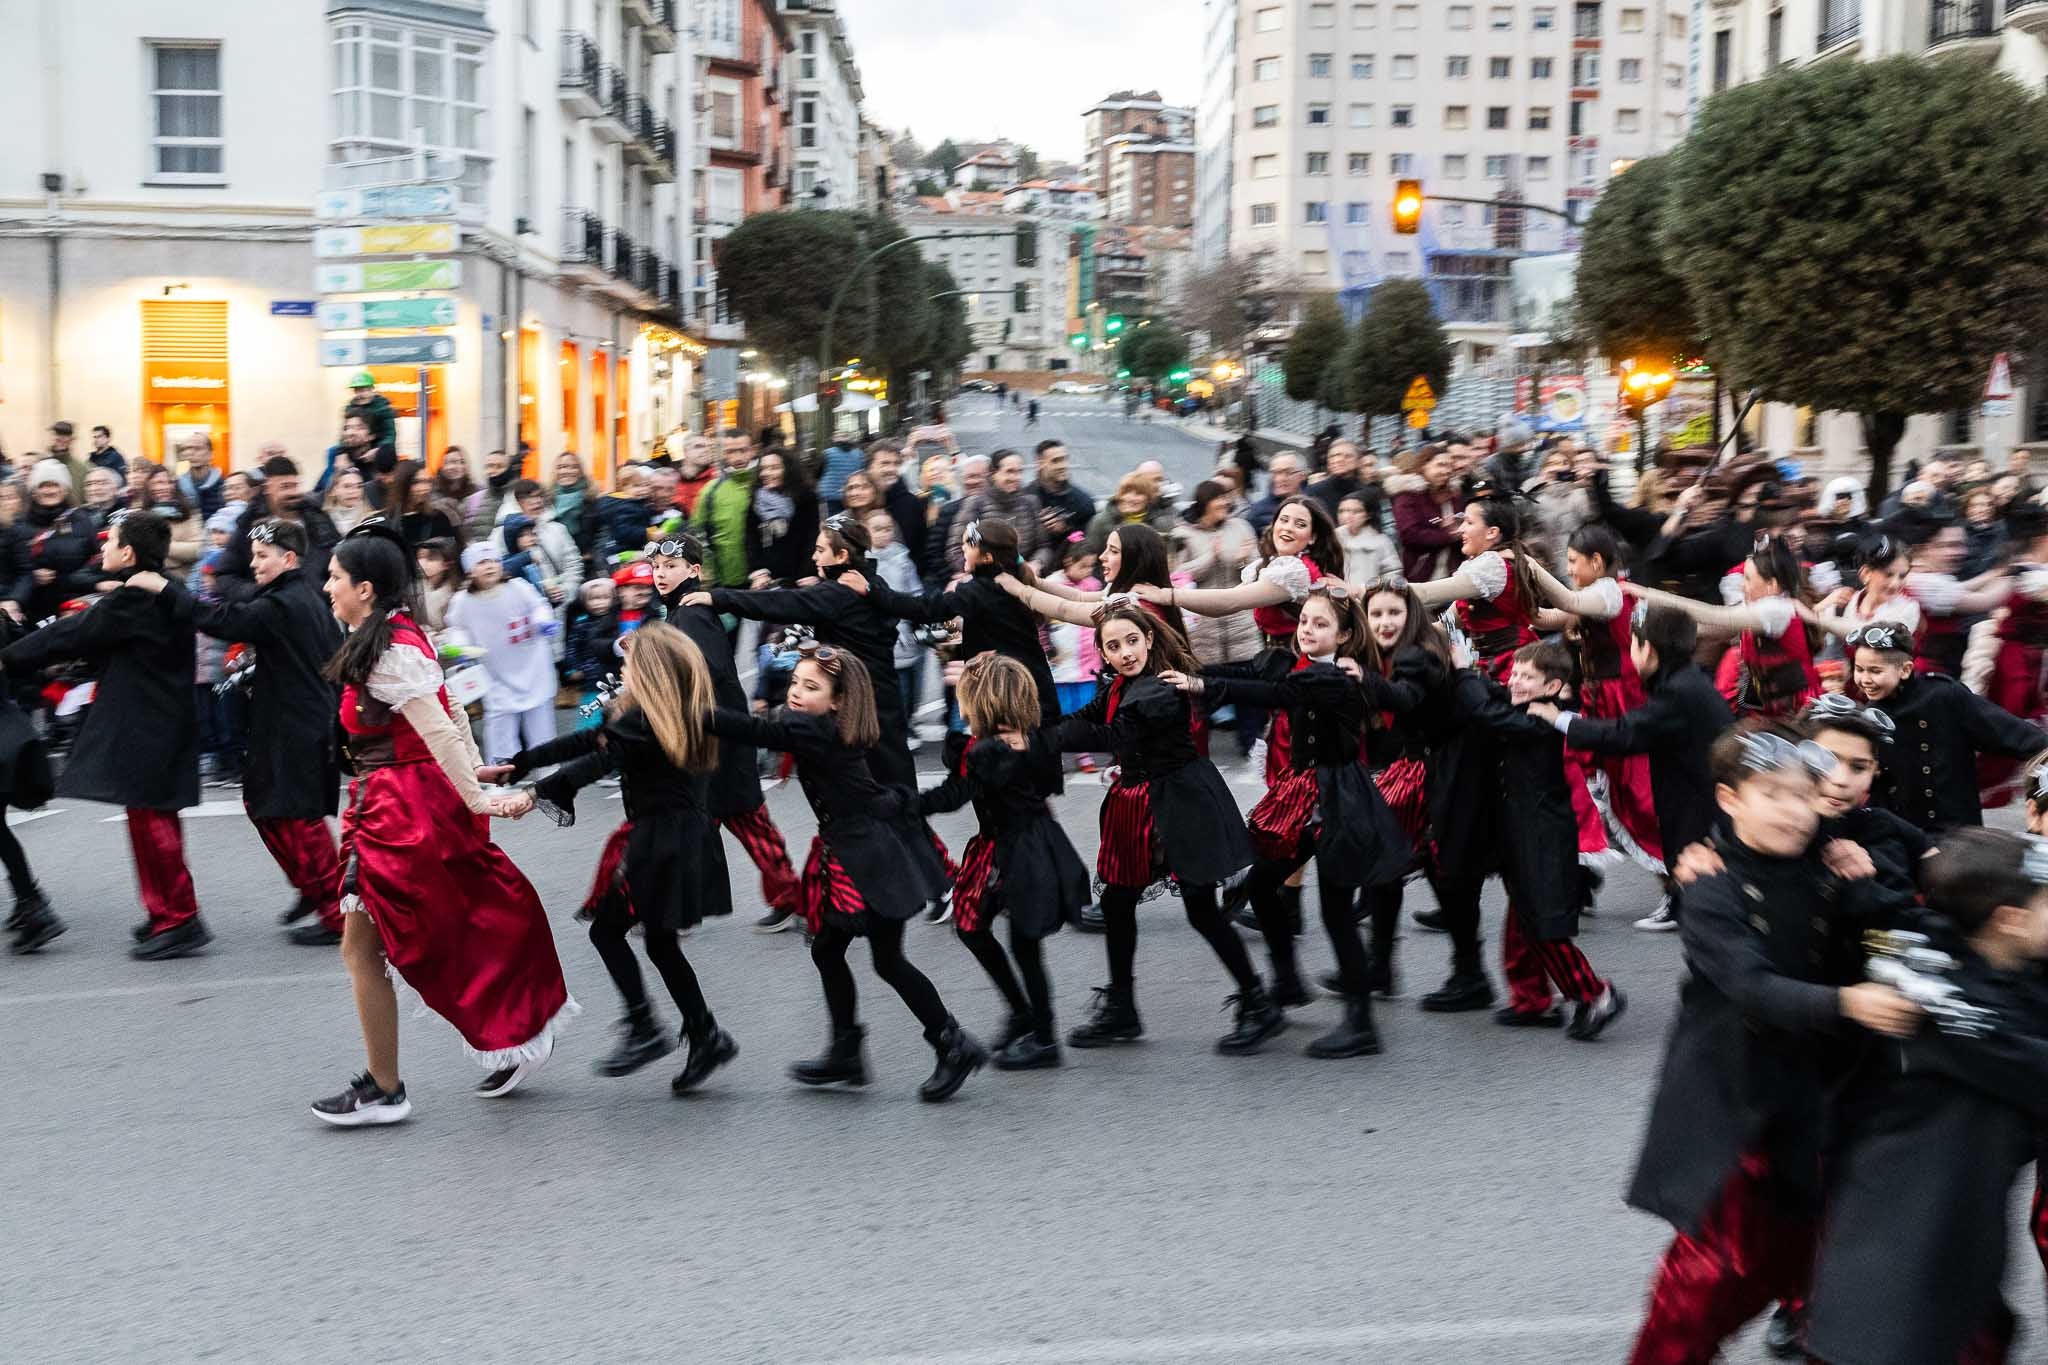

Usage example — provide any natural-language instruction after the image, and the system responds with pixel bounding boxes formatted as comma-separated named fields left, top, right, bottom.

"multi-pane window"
left=1486, top=106, right=1508, bottom=129
left=1309, top=52, right=1333, bottom=76
left=1532, top=6, right=1555, bottom=28
left=1351, top=53, right=1375, bottom=77
left=1489, top=57, right=1511, bottom=78
left=1251, top=202, right=1278, bottom=225
left=1306, top=151, right=1330, bottom=174
left=1390, top=104, right=1413, bottom=127
left=1255, top=57, right=1281, bottom=80
left=1531, top=57, right=1553, bottom=78
left=800, top=30, right=817, bottom=79
left=1304, top=201, right=1328, bottom=223
left=800, top=98, right=817, bottom=148
left=1345, top=201, right=1369, bottom=224
left=1389, top=152, right=1415, bottom=173
left=1489, top=6, right=1513, bottom=29
left=1484, top=154, right=1508, bottom=178
left=1347, top=151, right=1371, bottom=174
left=1618, top=58, right=1642, bottom=82
left=150, top=43, right=223, bottom=180
left=1446, top=55, right=1469, bottom=78
left=1307, top=102, right=1331, bottom=124
left=1253, top=104, right=1280, bottom=126
left=1528, top=106, right=1551, bottom=129
left=332, top=23, right=489, bottom=159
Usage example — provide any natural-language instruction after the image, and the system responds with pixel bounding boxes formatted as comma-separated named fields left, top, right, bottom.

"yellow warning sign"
left=1407, top=408, right=1431, bottom=429
left=1401, top=376, right=1437, bottom=412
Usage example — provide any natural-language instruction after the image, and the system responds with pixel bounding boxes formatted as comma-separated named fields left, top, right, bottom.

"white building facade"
left=1708, top=0, right=2048, bottom=466
left=780, top=0, right=863, bottom=210
left=899, top=202, right=1071, bottom=374
left=0, top=0, right=700, bottom=479
left=1210, top=0, right=1692, bottom=355
left=1197, top=0, right=1241, bottom=268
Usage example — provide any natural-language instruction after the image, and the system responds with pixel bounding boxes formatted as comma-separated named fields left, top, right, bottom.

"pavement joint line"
left=0, top=970, right=340, bottom=1006
left=800, top=1314, right=1642, bottom=1365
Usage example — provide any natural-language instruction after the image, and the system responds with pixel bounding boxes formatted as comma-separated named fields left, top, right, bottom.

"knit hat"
left=611, top=559, right=653, bottom=588
left=460, top=542, right=502, bottom=575
left=205, top=507, right=242, bottom=536
left=29, top=459, right=70, bottom=491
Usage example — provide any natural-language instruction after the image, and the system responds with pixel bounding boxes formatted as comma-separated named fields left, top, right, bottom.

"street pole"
left=815, top=227, right=1021, bottom=450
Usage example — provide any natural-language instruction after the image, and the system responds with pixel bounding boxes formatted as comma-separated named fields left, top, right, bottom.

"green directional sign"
left=315, top=260, right=461, bottom=293
left=317, top=297, right=458, bottom=330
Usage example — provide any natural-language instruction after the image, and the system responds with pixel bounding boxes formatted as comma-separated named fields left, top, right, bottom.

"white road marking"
left=100, top=801, right=249, bottom=822
left=0, top=970, right=342, bottom=1007
left=802, top=1315, right=1640, bottom=1365
left=6, top=809, right=61, bottom=828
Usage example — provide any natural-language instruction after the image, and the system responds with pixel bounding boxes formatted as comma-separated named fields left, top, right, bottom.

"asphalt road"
left=6, top=751, right=2041, bottom=1364
left=946, top=391, right=1238, bottom=506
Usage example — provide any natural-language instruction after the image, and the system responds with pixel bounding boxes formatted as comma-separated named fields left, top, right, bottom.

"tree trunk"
left=1862, top=411, right=1908, bottom=503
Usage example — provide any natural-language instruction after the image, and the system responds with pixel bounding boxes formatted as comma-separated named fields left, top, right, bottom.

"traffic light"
left=1105, top=314, right=1126, bottom=336
left=1168, top=368, right=1193, bottom=383
left=1392, top=180, right=1424, bottom=234
left=1069, top=333, right=1088, bottom=351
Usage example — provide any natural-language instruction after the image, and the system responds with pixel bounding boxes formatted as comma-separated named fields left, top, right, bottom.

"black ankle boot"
left=671, top=1020, right=738, bottom=1093
left=1067, top=986, right=1143, bottom=1048
left=790, top=1025, right=869, bottom=1087
left=596, top=1005, right=677, bottom=1077
left=919, top=1017, right=988, bottom=1102
left=1306, top=994, right=1382, bottom=1059
left=991, top=1008, right=1033, bottom=1052
left=1420, top=969, right=1496, bottom=1013
left=9, top=891, right=64, bottom=955
left=1216, top=982, right=1287, bottom=1054
left=995, top=1020, right=1062, bottom=1070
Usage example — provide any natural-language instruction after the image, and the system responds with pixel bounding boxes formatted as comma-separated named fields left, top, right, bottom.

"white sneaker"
left=476, top=1033, right=555, bottom=1097
left=1633, top=899, right=1679, bottom=933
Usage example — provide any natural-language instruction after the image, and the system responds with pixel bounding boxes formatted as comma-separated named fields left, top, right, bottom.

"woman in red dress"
left=311, top=522, right=576, bottom=1127
left=1979, top=507, right=2048, bottom=807
left=1622, top=537, right=1823, bottom=721
left=1412, top=498, right=1541, bottom=681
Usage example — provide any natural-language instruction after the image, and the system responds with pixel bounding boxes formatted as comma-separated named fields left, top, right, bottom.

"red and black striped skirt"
left=1247, top=766, right=1318, bottom=862
left=950, top=834, right=1000, bottom=933
left=800, top=834, right=868, bottom=933
left=1096, top=779, right=1163, bottom=889
left=578, top=822, right=635, bottom=922
left=1374, top=757, right=1431, bottom=851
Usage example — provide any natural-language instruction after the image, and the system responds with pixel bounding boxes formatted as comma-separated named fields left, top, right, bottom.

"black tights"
left=1097, top=881, right=1259, bottom=997
left=957, top=921, right=1054, bottom=1036
left=812, top=917, right=950, bottom=1041
left=1246, top=840, right=1374, bottom=995
left=0, top=821, right=33, bottom=893
left=588, top=908, right=712, bottom=1030
left=1384, top=873, right=1483, bottom=977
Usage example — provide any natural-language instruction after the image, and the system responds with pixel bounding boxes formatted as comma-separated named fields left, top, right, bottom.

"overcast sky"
left=837, top=0, right=1204, bottom=165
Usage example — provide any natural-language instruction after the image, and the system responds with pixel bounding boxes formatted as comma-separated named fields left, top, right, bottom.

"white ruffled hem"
left=1580, top=768, right=1666, bottom=877
left=381, top=956, right=583, bottom=1071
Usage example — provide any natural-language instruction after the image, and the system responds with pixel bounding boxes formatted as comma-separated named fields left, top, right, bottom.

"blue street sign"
left=270, top=300, right=317, bottom=317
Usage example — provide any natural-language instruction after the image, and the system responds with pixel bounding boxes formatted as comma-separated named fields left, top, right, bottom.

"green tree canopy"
left=917, top=262, right=973, bottom=373
left=712, top=210, right=867, bottom=372
left=1664, top=56, right=2048, bottom=492
left=1118, top=325, right=1190, bottom=381
left=1282, top=293, right=1349, bottom=404
left=1014, top=145, right=1042, bottom=180
left=1338, top=279, right=1452, bottom=418
left=1574, top=155, right=1701, bottom=364
left=926, top=139, right=963, bottom=177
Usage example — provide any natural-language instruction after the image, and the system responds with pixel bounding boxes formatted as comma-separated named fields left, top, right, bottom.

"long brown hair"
left=1299, top=584, right=1371, bottom=663
left=1094, top=603, right=1199, bottom=678
left=966, top=516, right=1036, bottom=586
left=957, top=654, right=1040, bottom=738
left=616, top=623, right=718, bottom=772
left=1468, top=497, right=1540, bottom=620
left=797, top=648, right=880, bottom=749
left=1254, top=494, right=1343, bottom=579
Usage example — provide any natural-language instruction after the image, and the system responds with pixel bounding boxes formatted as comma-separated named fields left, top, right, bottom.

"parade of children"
left=17, top=425, right=2048, bottom=1363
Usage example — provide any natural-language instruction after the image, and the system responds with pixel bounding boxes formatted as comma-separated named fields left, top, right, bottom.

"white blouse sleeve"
left=1906, top=572, right=1964, bottom=615
left=1463, top=550, right=1510, bottom=602
left=1751, top=596, right=1797, bottom=639
left=364, top=643, right=446, bottom=708
left=1245, top=554, right=1314, bottom=603
left=1586, top=577, right=1625, bottom=617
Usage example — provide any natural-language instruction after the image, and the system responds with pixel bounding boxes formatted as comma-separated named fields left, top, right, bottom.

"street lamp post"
left=815, top=227, right=1024, bottom=449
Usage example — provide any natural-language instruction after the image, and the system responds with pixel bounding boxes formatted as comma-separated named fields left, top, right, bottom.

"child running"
left=445, top=541, right=559, bottom=762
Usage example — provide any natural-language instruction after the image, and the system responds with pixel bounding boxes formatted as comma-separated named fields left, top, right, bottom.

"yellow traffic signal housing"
left=1392, top=180, right=1424, bottom=234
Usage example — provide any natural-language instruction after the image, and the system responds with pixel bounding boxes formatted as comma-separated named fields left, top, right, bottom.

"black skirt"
left=962, top=817, right=1089, bottom=938
left=1148, top=760, right=1256, bottom=889
left=581, top=813, right=732, bottom=933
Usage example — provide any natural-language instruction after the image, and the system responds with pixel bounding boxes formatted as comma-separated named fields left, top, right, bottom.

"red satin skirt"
left=1374, top=756, right=1432, bottom=855
left=951, top=834, right=999, bottom=933
left=1568, top=675, right=1666, bottom=868
left=1248, top=766, right=1318, bottom=862
left=1096, top=779, right=1161, bottom=889
left=799, top=834, right=868, bottom=933
left=343, top=762, right=573, bottom=1067
left=580, top=822, right=634, bottom=920
left=1979, top=638, right=2048, bottom=809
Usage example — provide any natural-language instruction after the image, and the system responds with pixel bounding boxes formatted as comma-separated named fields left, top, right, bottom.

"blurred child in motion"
left=445, top=542, right=558, bottom=762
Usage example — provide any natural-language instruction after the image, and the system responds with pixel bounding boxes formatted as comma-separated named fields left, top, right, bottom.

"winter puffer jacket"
left=1172, top=517, right=1262, bottom=667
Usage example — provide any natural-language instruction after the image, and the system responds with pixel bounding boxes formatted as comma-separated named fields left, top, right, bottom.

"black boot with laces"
left=596, top=1004, right=677, bottom=1077
left=1215, top=982, right=1287, bottom=1054
left=790, top=1025, right=869, bottom=1087
left=1066, top=985, right=1144, bottom=1048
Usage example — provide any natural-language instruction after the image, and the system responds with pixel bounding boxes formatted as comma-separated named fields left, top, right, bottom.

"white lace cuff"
left=1752, top=596, right=1797, bottom=638
left=365, top=643, right=445, bottom=708
left=1587, top=577, right=1624, bottom=616
left=1247, top=554, right=1313, bottom=602
left=1464, top=550, right=1509, bottom=601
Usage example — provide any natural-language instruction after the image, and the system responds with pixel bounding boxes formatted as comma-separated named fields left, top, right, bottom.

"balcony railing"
left=558, top=32, right=602, bottom=115
left=705, top=127, right=764, bottom=163
left=561, top=207, right=607, bottom=267
left=1818, top=0, right=1862, bottom=49
left=624, top=95, right=675, bottom=172
left=598, top=65, right=629, bottom=125
left=643, top=0, right=677, bottom=51
left=1930, top=0, right=2000, bottom=43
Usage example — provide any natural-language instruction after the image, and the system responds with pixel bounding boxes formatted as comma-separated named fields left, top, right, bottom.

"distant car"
left=1077, top=382, right=1108, bottom=394
left=959, top=378, right=997, bottom=394
left=1048, top=380, right=1087, bottom=394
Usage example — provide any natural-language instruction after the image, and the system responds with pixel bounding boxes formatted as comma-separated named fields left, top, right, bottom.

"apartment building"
left=0, top=0, right=695, bottom=473
left=901, top=193, right=1071, bottom=372
left=1083, top=92, right=1195, bottom=196
left=1706, top=1, right=2048, bottom=464
left=1211, top=0, right=1691, bottom=353
left=779, top=0, right=863, bottom=208
left=1105, top=138, right=1198, bottom=227
left=1197, top=0, right=1241, bottom=267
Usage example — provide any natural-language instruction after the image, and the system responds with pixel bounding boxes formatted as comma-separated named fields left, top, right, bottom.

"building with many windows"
left=901, top=193, right=1071, bottom=373
left=0, top=0, right=704, bottom=474
left=1704, top=0, right=2048, bottom=464
left=778, top=0, right=862, bottom=209
left=1197, top=1, right=1241, bottom=267
left=1208, top=0, right=1692, bottom=357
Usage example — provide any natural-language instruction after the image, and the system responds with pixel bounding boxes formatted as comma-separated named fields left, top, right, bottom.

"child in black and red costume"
left=916, top=655, right=1089, bottom=1071
left=1164, top=581, right=1407, bottom=1059
left=1043, top=605, right=1267, bottom=1054
left=1623, top=726, right=1912, bottom=1363
left=496, top=622, right=739, bottom=1097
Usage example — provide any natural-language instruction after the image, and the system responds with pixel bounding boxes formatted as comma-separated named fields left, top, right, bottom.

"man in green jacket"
left=691, top=427, right=757, bottom=591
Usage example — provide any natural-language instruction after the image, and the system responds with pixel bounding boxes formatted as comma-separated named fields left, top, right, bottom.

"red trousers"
left=252, top=813, right=342, bottom=930
left=722, top=805, right=799, bottom=911
left=1502, top=904, right=1605, bottom=1014
left=127, top=808, right=198, bottom=932
left=1628, top=1153, right=1815, bottom=1365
